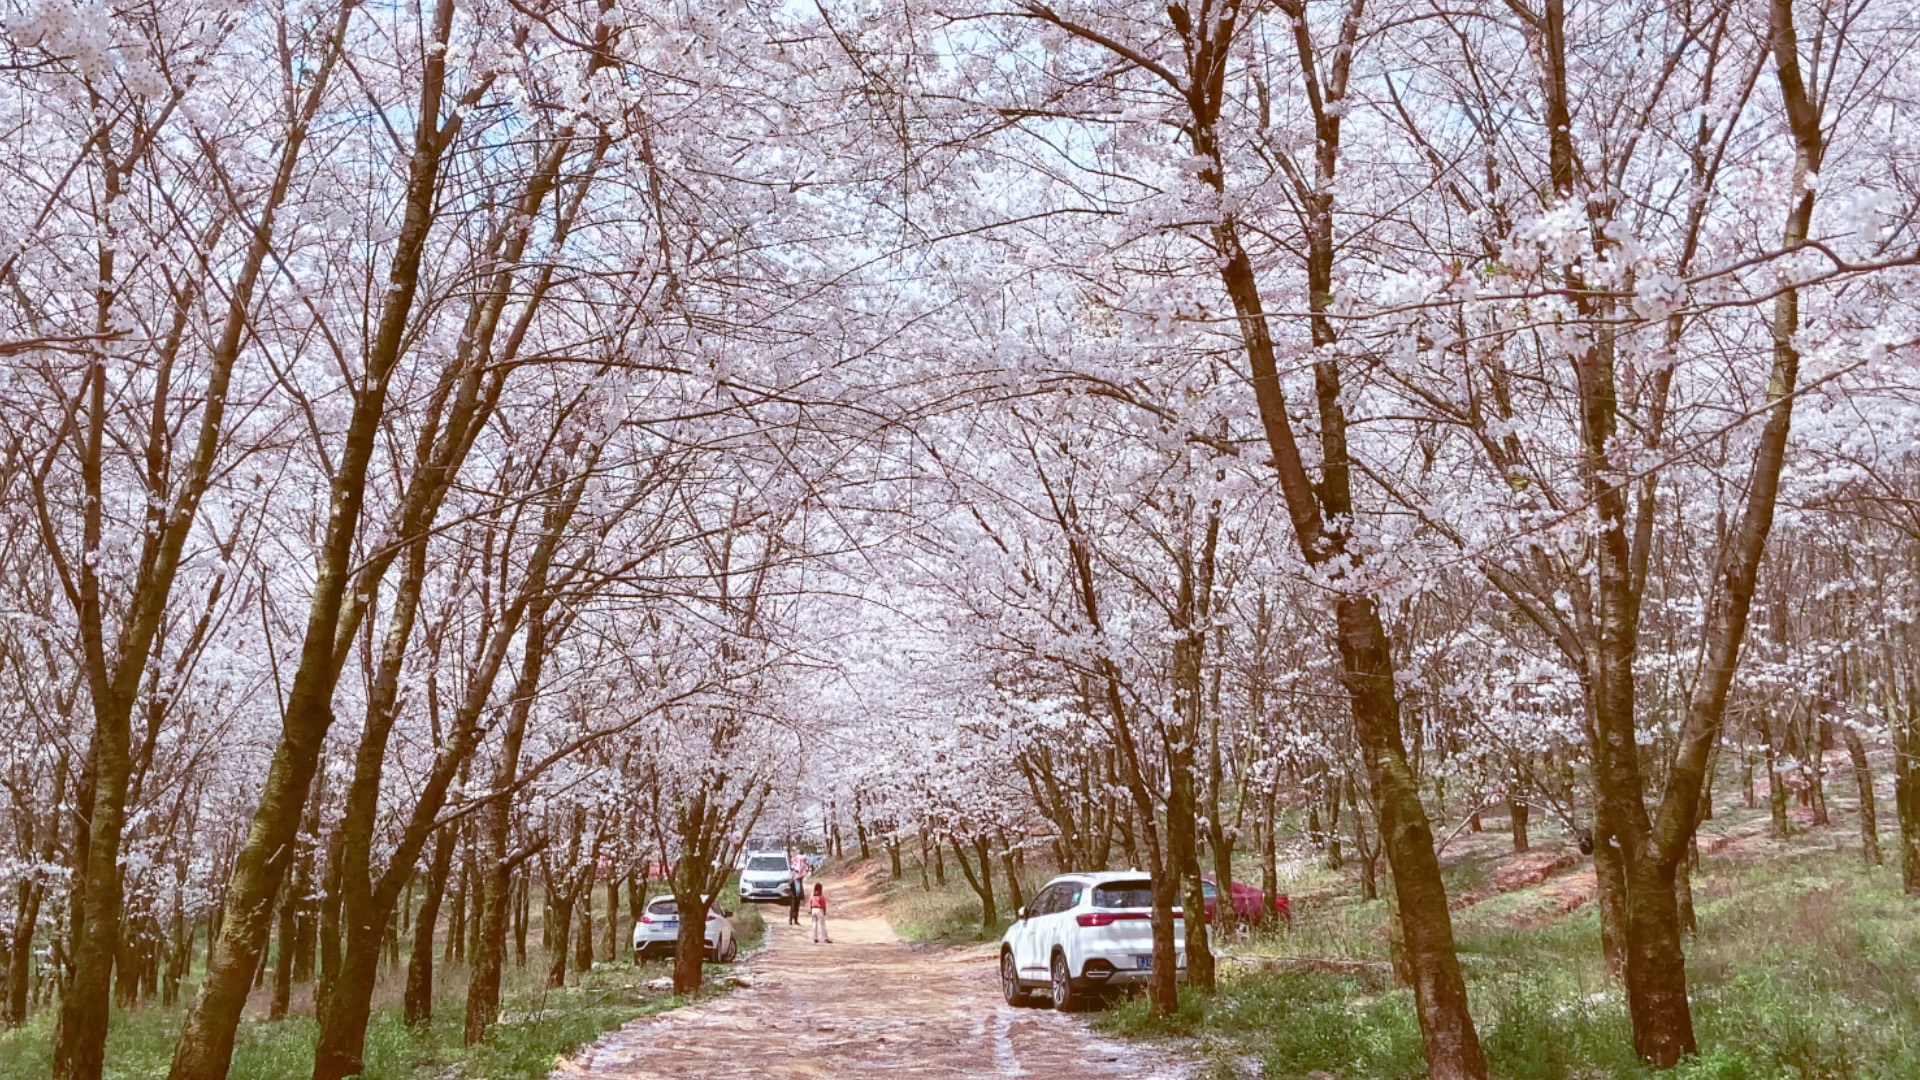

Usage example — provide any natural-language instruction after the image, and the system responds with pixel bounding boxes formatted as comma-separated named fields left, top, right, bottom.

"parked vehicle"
left=632, top=895, right=737, bottom=961
left=737, top=852, right=799, bottom=902
left=1199, top=876, right=1291, bottom=924
left=999, top=872, right=1185, bottom=1010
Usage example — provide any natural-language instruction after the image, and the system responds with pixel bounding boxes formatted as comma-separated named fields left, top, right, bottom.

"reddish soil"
left=552, top=866, right=1193, bottom=1079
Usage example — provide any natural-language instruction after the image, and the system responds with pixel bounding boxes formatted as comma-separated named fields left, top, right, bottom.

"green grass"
left=0, top=962, right=714, bottom=1080
left=0, top=896, right=747, bottom=1080
left=1096, top=846, right=1920, bottom=1079
left=873, top=859, right=1044, bottom=944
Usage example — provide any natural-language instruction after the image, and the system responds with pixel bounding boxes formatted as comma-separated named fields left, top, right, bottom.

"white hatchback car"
left=632, top=894, right=737, bottom=962
left=999, top=872, right=1185, bottom=1009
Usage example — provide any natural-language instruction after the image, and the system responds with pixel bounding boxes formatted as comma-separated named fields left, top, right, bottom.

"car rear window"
left=746, top=856, right=787, bottom=871
left=649, top=899, right=679, bottom=915
left=1092, top=880, right=1154, bottom=908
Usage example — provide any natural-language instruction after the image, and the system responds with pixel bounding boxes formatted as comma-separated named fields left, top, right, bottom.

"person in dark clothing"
left=787, top=869, right=804, bottom=926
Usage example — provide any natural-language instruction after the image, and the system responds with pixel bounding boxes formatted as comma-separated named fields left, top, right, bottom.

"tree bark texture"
left=403, top=829, right=455, bottom=1028
left=165, top=7, right=455, bottom=1076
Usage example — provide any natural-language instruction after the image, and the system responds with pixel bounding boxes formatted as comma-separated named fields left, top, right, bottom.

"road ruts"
left=550, top=868, right=1193, bottom=1079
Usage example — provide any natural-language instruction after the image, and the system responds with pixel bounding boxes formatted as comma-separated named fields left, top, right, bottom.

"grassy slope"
left=0, top=878, right=766, bottom=1080
left=1094, top=806, right=1920, bottom=1079
left=874, top=860, right=1053, bottom=945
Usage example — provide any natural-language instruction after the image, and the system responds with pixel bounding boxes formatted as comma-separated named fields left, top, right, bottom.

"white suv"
left=999, top=872, right=1185, bottom=1009
left=632, top=895, right=737, bottom=961
left=737, top=852, right=799, bottom=903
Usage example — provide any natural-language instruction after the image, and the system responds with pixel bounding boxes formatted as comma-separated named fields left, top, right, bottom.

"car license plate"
left=659, top=919, right=678, bottom=928
left=1135, top=956, right=1152, bottom=971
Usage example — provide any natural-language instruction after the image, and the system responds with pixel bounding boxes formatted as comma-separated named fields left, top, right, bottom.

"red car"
left=1201, top=876, right=1291, bottom=924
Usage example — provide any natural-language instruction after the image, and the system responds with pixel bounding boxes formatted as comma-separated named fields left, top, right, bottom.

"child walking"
left=808, top=882, right=831, bottom=943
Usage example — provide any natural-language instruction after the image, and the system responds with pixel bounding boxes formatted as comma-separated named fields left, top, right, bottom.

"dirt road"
left=552, top=869, right=1191, bottom=1079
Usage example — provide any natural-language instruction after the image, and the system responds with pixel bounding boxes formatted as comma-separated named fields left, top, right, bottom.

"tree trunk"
left=446, top=851, right=467, bottom=964
left=1259, top=785, right=1280, bottom=926
left=1894, top=686, right=1920, bottom=895
left=1351, top=782, right=1380, bottom=903
left=1809, top=718, right=1831, bottom=826
left=1170, top=768, right=1214, bottom=993
left=464, top=624, right=546, bottom=1044
left=204, top=906, right=219, bottom=979
left=1113, top=798, right=1139, bottom=868
left=269, top=879, right=296, bottom=1021
left=546, top=889, right=573, bottom=989
left=291, top=854, right=317, bottom=988
left=466, top=858, right=484, bottom=962
left=1675, top=841, right=1698, bottom=936
left=1146, top=836, right=1179, bottom=1016
left=603, top=878, right=619, bottom=963
left=574, top=891, right=593, bottom=974
left=50, top=1, right=341, bottom=1056
left=7, top=881, right=43, bottom=1027
left=163, top=906, right=189, bottom=1009
left=1589, top=10, right=1827, bottom=1065
left=671, top=899, right=706, bottom=994
left=53, top=713, right=132, bottom=1080
left=625, top=870, right=644, bottom=959
left=1843, top=724, right=1881, bottom=866
left=164, top=15, right=404, bottom=1076
left=111, top=925, right=137, bottom=1010
left=1337, top=600, right=1481, bottom=1075
left=513, top=874, right=530, bottom=969
left=310, top=918, right=383, bottom=1080
left=1210, top=825, right=1237, bottom=939
left=1592, top=820, right=1627, bottom=980
left=387, top=904, right=401, bottom=973
left=1766, top=725, right=1792, bottom=837
left=949, top=837, right=996, bottom=931
left=6, top=758, right=60, bottom=1024
left=317, top=829, right=344, bottom=1009
left=1509, top=797, right=1530, bottom=853
left=998, top=837, right=1024, bottom=914
left=462, top=846, right=515, bottom=1045
left=403, top=830, right=455, bottom=1028
left=1618, top=853, right=1692, bottom=1065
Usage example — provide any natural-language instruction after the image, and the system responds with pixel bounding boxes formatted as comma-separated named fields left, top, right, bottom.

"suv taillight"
left=1076, top=911, right=1149, bottom=927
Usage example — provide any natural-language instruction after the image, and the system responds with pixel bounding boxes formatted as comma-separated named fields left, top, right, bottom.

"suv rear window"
left=1092, top=880, right=1154, bottom=908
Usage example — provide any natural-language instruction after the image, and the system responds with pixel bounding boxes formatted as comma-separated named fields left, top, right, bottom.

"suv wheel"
left=1000, top=951, right=1026, bottom=1006
left=1050, top=952, right=1076, bottom=1011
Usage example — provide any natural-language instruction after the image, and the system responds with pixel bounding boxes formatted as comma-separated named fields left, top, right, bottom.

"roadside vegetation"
left=876, top=862, right=1045, bottom=945
left=1083, top=809, right=1920, bottom=1080
left=860, top=789, right=1920, bottom=1080
left=0, top=884, right=761, bottom=1080
left=0, top=951, right=704, bottom=1080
